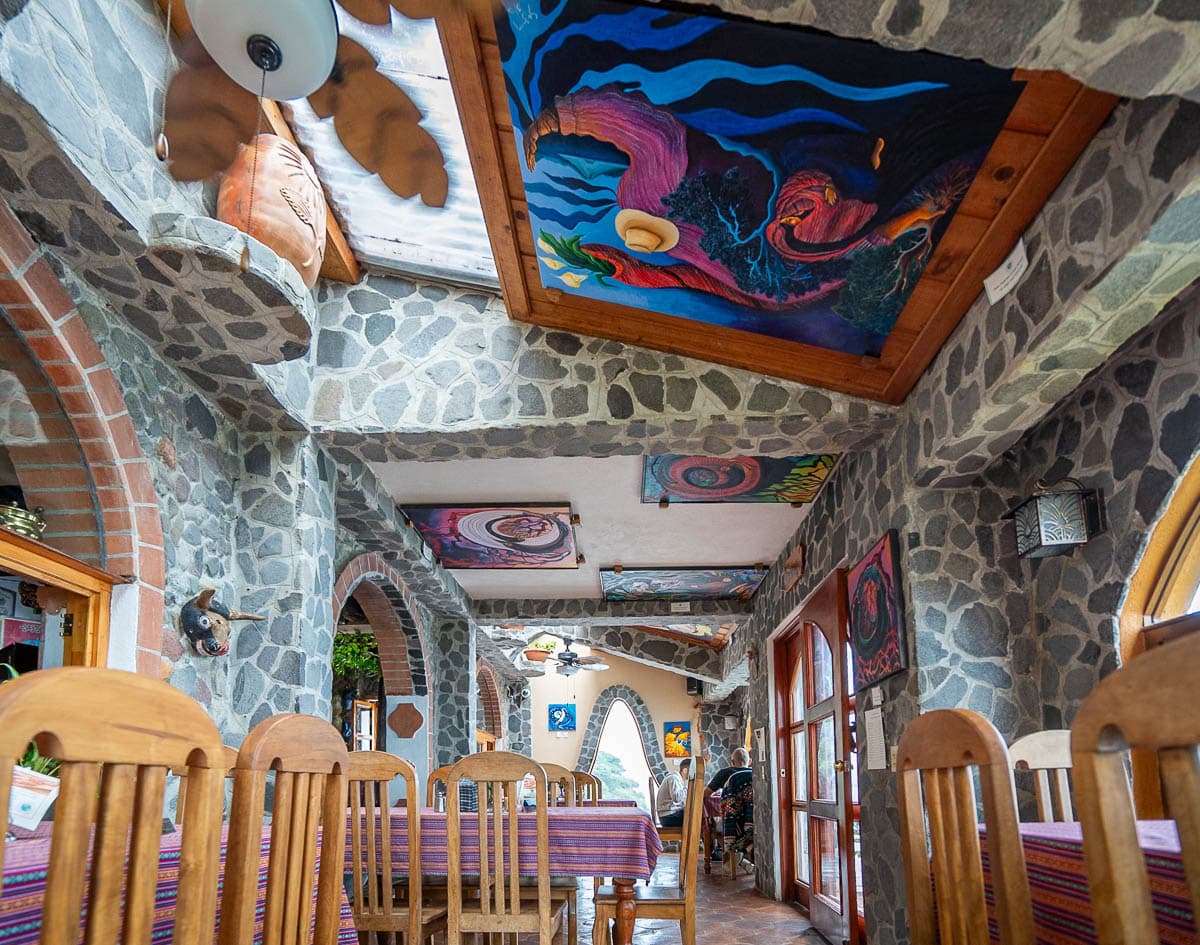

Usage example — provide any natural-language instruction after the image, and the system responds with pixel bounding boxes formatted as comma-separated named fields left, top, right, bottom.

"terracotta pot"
left=217, top=134, right=327, bottom=288
left=523, top=648, right=550, bottom=663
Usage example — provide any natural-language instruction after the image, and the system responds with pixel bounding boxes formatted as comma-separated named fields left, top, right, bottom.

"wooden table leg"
left=612, top=878, right=637, bottom=945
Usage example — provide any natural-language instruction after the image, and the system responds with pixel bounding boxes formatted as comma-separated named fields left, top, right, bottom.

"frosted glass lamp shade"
left=184, top=0, right=339, bottom=101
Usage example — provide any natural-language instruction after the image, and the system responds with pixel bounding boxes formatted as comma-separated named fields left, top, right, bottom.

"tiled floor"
left=566, top=852, right=821, bottom=945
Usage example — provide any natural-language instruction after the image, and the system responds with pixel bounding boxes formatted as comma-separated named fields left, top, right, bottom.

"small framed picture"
left=548, top=704, right=576, bottom=732
left=0, top=587, right=14, bottom=618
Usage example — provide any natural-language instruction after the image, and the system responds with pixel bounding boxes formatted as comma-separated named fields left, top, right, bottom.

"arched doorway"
left=476, top=660, right=504, bottom=749
left=576, top=684, right=670, bottom=787
left=592, top=698, right=655, bottom=809
left=0, top=203, right=165, bottom=675
left=332, top=553, right=433, bottom=780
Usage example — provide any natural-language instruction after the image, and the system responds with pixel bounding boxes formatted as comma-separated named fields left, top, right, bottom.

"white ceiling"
left=371, top=456, right=807, bottom=599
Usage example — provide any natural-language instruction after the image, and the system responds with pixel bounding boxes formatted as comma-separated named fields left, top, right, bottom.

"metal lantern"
left=0, top=502, right=46, bottom=541
left=1008, top=478, right=1106, bottom=559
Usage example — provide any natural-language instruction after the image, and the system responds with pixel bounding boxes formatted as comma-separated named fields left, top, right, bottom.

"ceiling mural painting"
left=601, top=566, right=767, bottom=602
left=642, top=454, right=839, bottom=505
left=402, top=503, right=579, bottom=569
left=632, top=623, right=738, bottom=649
left=498, top=0, right=1022, bottom=357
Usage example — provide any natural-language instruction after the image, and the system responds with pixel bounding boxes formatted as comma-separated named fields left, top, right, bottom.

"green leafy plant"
left=332, top=632, right=381, bottom=680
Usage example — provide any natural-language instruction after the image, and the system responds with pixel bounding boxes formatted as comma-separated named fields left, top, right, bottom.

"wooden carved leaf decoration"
left=163, top=37, right=259, bottom=182
left=307, top=36, right=448, bottom=207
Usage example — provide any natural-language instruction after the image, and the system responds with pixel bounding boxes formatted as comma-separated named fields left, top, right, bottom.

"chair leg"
left=569, top=888, right=578, bottom=945
left=682, top=903, right=696, bottom=945
left=592, top=903, right=611, bottom=945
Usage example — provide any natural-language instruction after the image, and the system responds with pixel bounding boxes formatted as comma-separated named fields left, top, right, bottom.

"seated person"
left=703, top=747, right=752, bottom=858
left=721, top=767, right=755, bottom=859
left=656, top=757, right=691, bottom=828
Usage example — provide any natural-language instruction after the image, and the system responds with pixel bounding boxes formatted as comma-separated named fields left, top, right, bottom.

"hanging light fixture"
left=1006, top=477, right=1107, bottom=559
left=184, top=0, right=339, bottom=101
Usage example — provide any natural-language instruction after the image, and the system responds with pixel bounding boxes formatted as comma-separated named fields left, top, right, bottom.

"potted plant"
left=522, top=637, right=558, bottom=663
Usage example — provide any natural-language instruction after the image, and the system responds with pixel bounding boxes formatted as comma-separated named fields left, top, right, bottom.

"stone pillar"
left=505, top=690, right=533, bottom=756
left=430, top=618, right=477, bottom=765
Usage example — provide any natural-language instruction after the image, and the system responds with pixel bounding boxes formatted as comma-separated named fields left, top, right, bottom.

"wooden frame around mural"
left=435, top=4, right=1117, bottom=403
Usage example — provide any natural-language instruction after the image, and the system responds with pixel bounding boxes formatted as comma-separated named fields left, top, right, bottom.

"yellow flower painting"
left=663, top=721, right=692, bottom=758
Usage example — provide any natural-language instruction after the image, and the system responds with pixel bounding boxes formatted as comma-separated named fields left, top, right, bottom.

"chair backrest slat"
left=0, top=667, right=227, bottom=945
left=677, top=758, right=706, bottom=897
left=897, top=709, right=1034, bottom=945
left=1071, top=636, right=1200, bottom=944
left=1010, top=730, right=1073, bottom=823
left=218, top=714, right=348, bottom=945
left=573, top=769, right=602, bottom=805
left=426, top=763, right=453, bottom=807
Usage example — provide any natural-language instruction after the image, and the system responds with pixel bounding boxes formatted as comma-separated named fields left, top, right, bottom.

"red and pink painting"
left=847, top=531, right=908, bottom=690
left=498, top=0, right=1022, bottom=357
left=402, top=504, right=579, bottom=569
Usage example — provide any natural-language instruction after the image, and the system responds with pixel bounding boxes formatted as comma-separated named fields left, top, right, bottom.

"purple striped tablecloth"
left=347, top=806, right=662, bottom=881
left=981, top=820, right=1195, bottom=943
left=0, top=825, right=357, bottom=944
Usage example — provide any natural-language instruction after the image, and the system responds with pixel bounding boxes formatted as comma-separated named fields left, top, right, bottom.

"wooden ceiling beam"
left=153, top=0, right=361, bottom=285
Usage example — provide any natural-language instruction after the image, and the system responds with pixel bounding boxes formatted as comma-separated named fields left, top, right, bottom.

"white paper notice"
left=983, top=238, right=1028, bottom=304
left=864, top=707, right=887, bottom=771
left=8, top=765, right=59, bottom=830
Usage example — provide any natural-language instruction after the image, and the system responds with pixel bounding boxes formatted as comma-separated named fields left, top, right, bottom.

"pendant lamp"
left=184, top=0, right=339, bottom=101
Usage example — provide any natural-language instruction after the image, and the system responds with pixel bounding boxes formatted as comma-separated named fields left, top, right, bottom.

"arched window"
left=592, top=699, right=654, bottom=809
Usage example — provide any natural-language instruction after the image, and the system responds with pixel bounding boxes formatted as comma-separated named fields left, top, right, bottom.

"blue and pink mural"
left=497, top=0, right=1022, bottom=357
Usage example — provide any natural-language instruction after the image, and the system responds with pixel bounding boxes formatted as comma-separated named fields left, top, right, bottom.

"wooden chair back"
left=425, top=763, right=453, bottom=807
left=0, top=666, right=227, bottom=945
left=897, top=709, right=1034, bottom=945
left=1009, top=730, right=1074, bottom=822
left=347, top=751, right=423, bottom=942
left=218, top=714, right=349, bottom=945
left=677, top=757, right=706, bottom=895
left=1071, top=635, right=1200, bottom=944
left=446, top=751, right=553, bottom=942
left=172, top=744, right=239, bottom=823
left=573, top=769, right=602, bottom=805
left=540, top=761, right=578, bottom=806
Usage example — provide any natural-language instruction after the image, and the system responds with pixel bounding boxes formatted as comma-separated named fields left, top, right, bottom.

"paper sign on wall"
left=983, top=238, right=1028, bottom=304
left=864, top=707, right=887, bottom=771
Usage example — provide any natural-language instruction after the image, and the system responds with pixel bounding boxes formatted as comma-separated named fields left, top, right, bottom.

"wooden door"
left=776, top=569, right=861, bottom=944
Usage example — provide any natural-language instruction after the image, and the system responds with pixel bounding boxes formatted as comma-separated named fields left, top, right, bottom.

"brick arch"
left=0, top=201, right=165, bottom=675
left=576, top=684, right=670, bottom=782
left=333, top=553, right=430, bottom=698
left=476, top=660, right=503, bottom=739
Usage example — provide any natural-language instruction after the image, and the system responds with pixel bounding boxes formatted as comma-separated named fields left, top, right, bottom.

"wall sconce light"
left=1007, top=477, right=1106, bottom=559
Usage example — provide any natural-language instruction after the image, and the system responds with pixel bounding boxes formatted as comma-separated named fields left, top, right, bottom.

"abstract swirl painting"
left=403, top=504, right=578, bottom=569
left=847, top=530, right=907, bottom=690
left=497, top=0, right=1022, bottom=357
left=601, top=567, right=766, bottom=602
left=642, top=454, right=838, bottom=504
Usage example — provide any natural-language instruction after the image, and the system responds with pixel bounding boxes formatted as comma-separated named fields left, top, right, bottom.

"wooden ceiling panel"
left=439, top=1, right=1116, bottom=403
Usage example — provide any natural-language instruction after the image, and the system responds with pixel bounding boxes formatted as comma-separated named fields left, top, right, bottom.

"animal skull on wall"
left=179, top=588, right=265, bottom=657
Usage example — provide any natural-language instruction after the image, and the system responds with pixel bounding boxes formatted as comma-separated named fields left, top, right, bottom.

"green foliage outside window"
left=332, top=632, right=381, bottom=680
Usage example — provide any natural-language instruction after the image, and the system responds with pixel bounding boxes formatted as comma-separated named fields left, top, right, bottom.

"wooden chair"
left=1009, top=730, right=1074, bottom=822
left=424, top=763, right=453, bottom=807
left=648, top=774, right=683, bottom=845
left=573, top=770, right=602, bottom=805
left=347, top=750, right=447, bottom=944
left=897, top=709, right=1034, bottom=945
left=218, top=714, right=349, bottom=945
left=172, top=744, right=239, bottom=824
left=594, top=758, right=705, bottom=945
left=446, top=751, right=567, bottom=944
left=1071, top=634, right=1200, bottom=945
left=541, top=761, right=578, bottom=806
left=0, top=666, right=227, bottom=945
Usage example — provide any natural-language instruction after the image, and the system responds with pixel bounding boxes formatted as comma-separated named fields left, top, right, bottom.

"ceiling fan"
left=546, top=640, right=609, bottom=677
left=159, top=0, right=448, bottom=206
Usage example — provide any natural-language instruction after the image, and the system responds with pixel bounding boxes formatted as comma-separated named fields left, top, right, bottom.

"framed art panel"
left=402, top=503, right=579, bottom=569
left=847, top=530, right=908, bottom=690
left=601, top=566, right=766, bottom=602
left=642, top=455, right=838, bottom=505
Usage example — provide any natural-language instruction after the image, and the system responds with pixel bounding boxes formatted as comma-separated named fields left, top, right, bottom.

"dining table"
left=348, top=804, right=663, bottom=945
left=0, top=824, right=358, bottom=944
left=981, top=819, right=1195, bottom=943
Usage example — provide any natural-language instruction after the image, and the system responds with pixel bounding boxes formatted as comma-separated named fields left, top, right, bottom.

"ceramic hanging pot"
left=217, top=133, right=327, bottom=288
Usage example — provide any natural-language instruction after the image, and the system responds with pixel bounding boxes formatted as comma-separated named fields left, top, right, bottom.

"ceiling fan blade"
left=581, top=664, right=609, bottom=671
left=163, top=52, right=260, bottom=182
left=308, top=36, right=449, bottom=207
left=339, top=0, right=393, bottom=24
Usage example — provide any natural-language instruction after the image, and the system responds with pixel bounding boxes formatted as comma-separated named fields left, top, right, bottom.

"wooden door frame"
left=0, top=528, right=123, bottom=667
left=773, top=569, right=862, bottom=941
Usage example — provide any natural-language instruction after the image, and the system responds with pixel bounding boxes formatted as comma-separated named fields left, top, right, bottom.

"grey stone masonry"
left=575, top=684, right=671, bottom=784
left=471, top=597, right=750, bottom=627
left=430, top=618, right=476, bottom=765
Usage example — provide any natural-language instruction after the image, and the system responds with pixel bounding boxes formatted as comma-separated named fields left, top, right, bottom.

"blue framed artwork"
left=548, top=704, right=577, bottom=732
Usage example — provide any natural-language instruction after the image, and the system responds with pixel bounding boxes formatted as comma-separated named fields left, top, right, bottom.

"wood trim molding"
left=153, top=0, right=361, bottom=284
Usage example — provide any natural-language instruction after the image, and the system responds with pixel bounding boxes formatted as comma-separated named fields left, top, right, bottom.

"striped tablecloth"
left=347, top=806, right=662, bottom=881
left=981, top=820, right=1195, bottom=943
left=0, top=825, right=358, bottom=944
